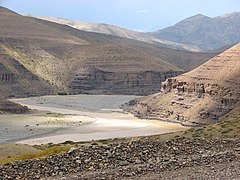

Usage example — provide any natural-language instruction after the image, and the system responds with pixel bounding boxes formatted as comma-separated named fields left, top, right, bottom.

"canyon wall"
left=69, top=67, right=183, bottom=95
left=127, top=44, right=240, bottom=126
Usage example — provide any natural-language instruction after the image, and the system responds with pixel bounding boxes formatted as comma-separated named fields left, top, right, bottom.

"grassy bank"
left=0, top=144, right=72, bottom=164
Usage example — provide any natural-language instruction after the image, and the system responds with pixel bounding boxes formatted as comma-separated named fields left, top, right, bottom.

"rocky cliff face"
left=127, top=44, right=240, bottom=125
left=69, top=67, right=182, bottom=95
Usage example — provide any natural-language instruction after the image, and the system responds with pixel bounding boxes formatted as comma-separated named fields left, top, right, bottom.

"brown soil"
left=128, top=44, right=240, bottom=125
left=0, top=7, right=216, bottom=97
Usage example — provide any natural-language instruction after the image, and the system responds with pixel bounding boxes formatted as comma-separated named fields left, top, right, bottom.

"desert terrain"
left=1, top=95, right=185, bottom=145
left=0, top=4, right=240, bottom=180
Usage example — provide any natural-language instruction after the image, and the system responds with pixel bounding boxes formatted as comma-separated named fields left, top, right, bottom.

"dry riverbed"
left=1, top=95, right=186, bottom=145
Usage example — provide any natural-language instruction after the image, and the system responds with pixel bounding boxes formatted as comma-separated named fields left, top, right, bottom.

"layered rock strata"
left=127, top=44, right=240, bottom=125
left=0, top=7, right=217, bottom=97
left=69, top=67, right=182, bottom=95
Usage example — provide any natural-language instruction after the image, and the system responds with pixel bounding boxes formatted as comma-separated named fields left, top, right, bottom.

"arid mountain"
left=0, top=7, right=216, bottom=97
left=0, top=7, right=178, bottom=97
left=127, top=44, right=240, bottom=125
left=152, top=13, right=240, bottom=51
left=29, top=15, right=200, bottom=51
left=0, top=46, right=52, bottom=98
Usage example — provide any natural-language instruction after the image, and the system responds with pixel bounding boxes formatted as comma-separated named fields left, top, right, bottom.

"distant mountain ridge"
left=30, top=12, right=240, bottom=51
left=28, top=15, right=200, bottom=52
left=151, top=12, right=240, bottom=51
left=0, top=6, right=216, bottom=97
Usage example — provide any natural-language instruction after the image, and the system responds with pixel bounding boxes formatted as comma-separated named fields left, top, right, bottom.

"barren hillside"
left=127, top=44, right=240, bottom=125
left=152, top=13, right=240, bottom=51
left=31, top=15, right=200, bottom=52
left=0, top=7, right=216, bottom=96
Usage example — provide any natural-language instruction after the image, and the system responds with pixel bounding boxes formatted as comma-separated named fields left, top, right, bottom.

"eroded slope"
left=0, top=7, right=182, bottom=96
left=0, top=7, right=216, bottom=96
left=128, top=44, right=240, bottom=125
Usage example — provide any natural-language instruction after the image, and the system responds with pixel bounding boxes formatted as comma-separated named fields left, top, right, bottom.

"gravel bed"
left=1, top=138, right=240, bottom=179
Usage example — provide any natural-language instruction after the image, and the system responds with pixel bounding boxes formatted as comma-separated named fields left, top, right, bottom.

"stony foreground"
left=1, top=138, right=240, bottom=179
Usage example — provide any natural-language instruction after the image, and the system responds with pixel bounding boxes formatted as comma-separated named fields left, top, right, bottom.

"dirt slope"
left=128, top=44, right=240, bottom=125
left=0, top=7, right=215, bottom=96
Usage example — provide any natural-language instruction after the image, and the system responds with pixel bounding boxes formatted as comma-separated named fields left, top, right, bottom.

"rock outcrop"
left=0, top=99, right=29, bottom=114
left=69, top=67, right=182, bottom=95
left=127, top=44, right=240, bottom=125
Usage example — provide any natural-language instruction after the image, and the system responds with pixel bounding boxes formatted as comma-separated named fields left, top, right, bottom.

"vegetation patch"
left=45, top=113, right=65, bottom=118
left=0, top=145, right=72, bottom=164
left=157, top=106, right=240, bottom=139
left=0, top=143, right=39, bottom=159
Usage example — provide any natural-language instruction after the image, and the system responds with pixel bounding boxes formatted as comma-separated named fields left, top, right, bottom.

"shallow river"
left=0, top=95, right=186, bottom=145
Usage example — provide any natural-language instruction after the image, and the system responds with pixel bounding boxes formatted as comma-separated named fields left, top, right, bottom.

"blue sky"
left=1, top=0, right=240, bottom=32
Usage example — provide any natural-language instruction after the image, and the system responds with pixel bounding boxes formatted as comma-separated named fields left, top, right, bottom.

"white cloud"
left=136, top=9, right=148, bottom=14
